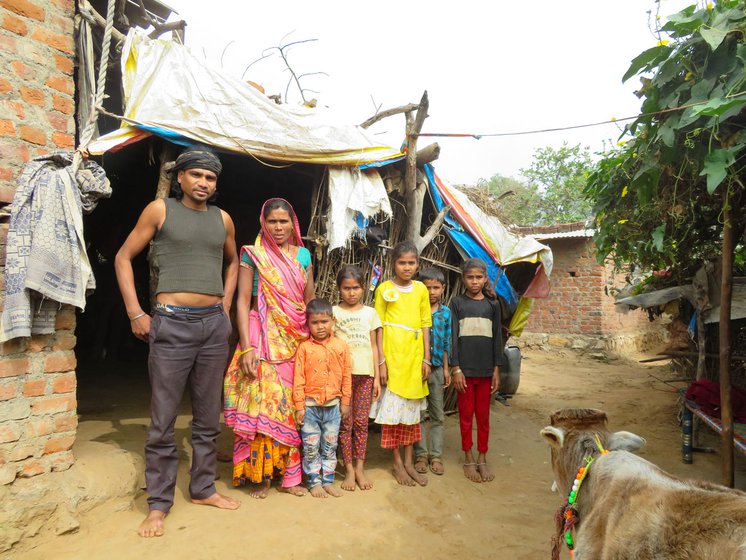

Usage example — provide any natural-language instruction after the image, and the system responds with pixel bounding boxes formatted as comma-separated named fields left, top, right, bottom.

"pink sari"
left=224, top=199, right=308, bottom=487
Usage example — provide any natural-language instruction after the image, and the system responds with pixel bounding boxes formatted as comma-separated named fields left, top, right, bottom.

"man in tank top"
left=115, top=146, right=240, bottom=537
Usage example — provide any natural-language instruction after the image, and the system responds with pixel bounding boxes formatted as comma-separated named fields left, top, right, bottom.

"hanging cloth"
left=0, top=151, right=111, bottom=341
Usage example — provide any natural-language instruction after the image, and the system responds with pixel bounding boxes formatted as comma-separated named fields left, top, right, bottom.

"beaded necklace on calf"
left=557, top=434, right=609, bottom=560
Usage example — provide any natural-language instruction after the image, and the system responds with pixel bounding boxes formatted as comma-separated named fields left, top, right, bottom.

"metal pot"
left=500, top=345, right=521, bottom=395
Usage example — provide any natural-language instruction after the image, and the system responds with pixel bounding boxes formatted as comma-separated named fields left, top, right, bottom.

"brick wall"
left=525, top=238, right=649, bottom=336
left=600, top=265, right=651, bottom=333
left=0, top=0, right=77, bottom=485
left=0, top=0, right=75, bottom=204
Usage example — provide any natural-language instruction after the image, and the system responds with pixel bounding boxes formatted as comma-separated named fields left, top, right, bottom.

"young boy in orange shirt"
left=293, top=298, right=352, bottom=497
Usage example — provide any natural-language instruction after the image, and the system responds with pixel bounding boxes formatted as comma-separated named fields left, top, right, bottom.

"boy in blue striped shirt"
left=414, top=267, right=451, bottom=475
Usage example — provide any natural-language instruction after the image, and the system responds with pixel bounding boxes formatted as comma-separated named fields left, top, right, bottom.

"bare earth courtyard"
left=10, top=348, right=746, bottom=560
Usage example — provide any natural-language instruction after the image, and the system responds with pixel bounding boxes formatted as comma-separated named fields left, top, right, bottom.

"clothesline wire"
left=414, top=94, right=746, bottom=140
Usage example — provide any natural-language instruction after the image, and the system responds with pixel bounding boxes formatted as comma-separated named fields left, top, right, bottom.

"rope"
left=415, top=91, right=746, bottom=140
left=73, top=0, right=116, bottom=173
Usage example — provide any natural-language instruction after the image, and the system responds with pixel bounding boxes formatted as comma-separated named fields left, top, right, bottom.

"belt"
left=384, top=322, right=421, bottom=339
left=155, top=302, right=222, bottom=314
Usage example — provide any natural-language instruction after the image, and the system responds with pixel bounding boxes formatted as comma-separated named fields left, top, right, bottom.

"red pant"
left=457, top=376, right=491, bottom=453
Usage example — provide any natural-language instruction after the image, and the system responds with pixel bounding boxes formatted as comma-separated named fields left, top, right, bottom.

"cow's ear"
left=608, top=431, right=646, bottom=452
left=540, top=426, right=565, bottom=448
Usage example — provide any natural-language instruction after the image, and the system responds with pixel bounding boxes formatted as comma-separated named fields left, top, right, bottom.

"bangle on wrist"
left=423, top=359, right=432, bottom=366
left=129, top=312, right=146, bottom=322
left=378, top=359, right=386, bottom=367
left=236, top=347, right=255, bottom=358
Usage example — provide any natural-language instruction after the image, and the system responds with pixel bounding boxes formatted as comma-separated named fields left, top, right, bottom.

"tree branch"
left=148, top=20, right=187, bottom=40
left=136, top=0, right=152, bottom=24
left=359, top=103, right=419, bottom=129
left=275, top=37, right=319, bottom=103
left=416, top=142, right=440, bottom=166
left=410, top=91, right=429, bottom=138
left=79, top=0, right=126, bottom=44
left=220, top=40, right=235, bottom=68
left=279, top=38, right=319, bottom=50
left=416, top=205, right=450, bottom=253
left=403, top=91, right=429, bottom=242
left=136, top=0, right=185, bottom=39
left=115, top=0, right=128, bottom=29
left=242, top=52, right=275, bottom=79
left=298, top=71, right=329, bottom=79
left=400, top=110, right=415, bottom=196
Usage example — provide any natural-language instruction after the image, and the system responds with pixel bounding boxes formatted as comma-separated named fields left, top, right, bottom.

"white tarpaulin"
left=88, top=31, right=401, bottom=165
left=327, top=167, right=392, bottom=251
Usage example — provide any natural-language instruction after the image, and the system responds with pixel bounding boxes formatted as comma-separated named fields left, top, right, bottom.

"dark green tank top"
left=152, top=198, right=226, bottom=296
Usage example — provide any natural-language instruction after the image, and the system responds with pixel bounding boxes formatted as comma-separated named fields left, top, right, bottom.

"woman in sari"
left=224, top=198, right=315, bottom=498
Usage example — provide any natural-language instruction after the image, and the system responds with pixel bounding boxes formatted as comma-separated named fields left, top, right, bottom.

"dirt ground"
left=12, top=348, right=746, bottom=560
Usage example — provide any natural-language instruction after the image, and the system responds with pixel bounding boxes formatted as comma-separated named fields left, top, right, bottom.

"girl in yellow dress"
left=371, top=241, right=432, bottom=486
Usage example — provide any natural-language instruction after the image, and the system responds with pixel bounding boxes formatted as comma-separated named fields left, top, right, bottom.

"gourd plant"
left=586, top=1, right=746, bottom=283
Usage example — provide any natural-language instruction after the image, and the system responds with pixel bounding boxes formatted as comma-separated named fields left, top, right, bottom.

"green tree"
left=521, top=143, right=595, bottom=225
left=481, top=174, right=541, bottom=226
left=585, top=1, right=746, bottom=282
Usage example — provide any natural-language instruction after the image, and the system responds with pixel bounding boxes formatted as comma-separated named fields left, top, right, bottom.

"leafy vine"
left=586, top=1, right=746, bottom=283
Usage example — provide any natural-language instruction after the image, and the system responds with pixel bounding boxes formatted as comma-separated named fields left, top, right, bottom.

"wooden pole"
left=149, top=142, right=176, bottom=307
left=416, top=142, right=440, bottom=166
left=154, top=143, right=176, bottom=199
left=719, top=195, right=735, bottom=488
left=79, top=0, right=126, bottom=44
left=404, top=91, right=429, bottom=242
left=638, top=350, right=746, bottom=362
left=696, top=311, right=706, bottom=380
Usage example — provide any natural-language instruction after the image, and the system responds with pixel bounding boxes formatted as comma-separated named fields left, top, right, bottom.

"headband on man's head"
left=172, top=148, right=222, bottom=176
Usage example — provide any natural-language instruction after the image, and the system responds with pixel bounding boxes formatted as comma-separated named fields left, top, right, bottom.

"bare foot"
left=404, top=463, right=428, bottom=486
left=191, top=492, right=241, bottom=510
left=429, top=458, right=444, bottom=475
left=354, top=465, right=373, bottom=490
left=414, top=455, right=429, bottom=474
left=279, top=484, right=308, bottom=497
left=463, top=463, right=481, bottom=483
left=309, top=485, right=327, bottom=498
left=392, top=463, right=416, bottom=486
left=323, top=484, right=342, bottom=497
left=341, top=464, right=356, bottom=492
left=138, top=510, right=166, bottom=538
left=249, top=480, right=270, bottom=499
left=477, top=462, right=495, bottom=482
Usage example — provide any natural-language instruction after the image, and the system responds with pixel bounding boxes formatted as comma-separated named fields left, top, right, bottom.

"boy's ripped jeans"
left=300, top=404, right=341, bottom=487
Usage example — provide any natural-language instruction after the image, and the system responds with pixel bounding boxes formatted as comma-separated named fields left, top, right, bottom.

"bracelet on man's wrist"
left=129, top=312, right=146, bottom=322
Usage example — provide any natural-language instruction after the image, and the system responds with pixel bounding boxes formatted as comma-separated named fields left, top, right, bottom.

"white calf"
left=541, top=408, right=746, bottom=560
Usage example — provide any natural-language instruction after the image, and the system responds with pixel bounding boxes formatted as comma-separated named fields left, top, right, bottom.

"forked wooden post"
left=149, top=142, right=177, bottom=307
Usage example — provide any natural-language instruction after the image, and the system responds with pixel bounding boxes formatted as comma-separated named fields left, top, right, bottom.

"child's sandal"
left=429, top=458, right=444, bottom=475
left=414, top=456, right=429, bottom=474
